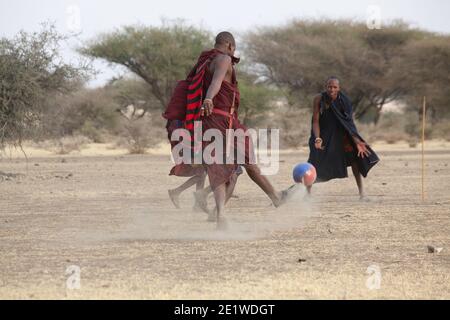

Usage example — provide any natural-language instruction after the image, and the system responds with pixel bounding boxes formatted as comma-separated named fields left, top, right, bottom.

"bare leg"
left=225, top=173, right=238, bottom=203
left=195, top=171, right=206, bottom=191
left=168, top=175, right=201, bottom=209
left=195, top=186, right=212, bottom=198
left=193, top=185, right=213, bottom=214
left=212, top=184, right=227, bottom=230
left=192, top=172, right=209, bottom=212
left=243, top=164, right=284, bottom=207
left=351, top=161, right=365, bottom=199
left=303, top=185, right=312, bottom=201
left=208, top=172, right=239, bottom=221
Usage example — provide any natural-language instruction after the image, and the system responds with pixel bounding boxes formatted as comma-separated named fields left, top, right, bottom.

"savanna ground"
left=0, top=141, right=449, bottom=299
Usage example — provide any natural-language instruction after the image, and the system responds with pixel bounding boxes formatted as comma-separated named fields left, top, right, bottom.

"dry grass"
left=0, top=149, right=449, bottom=299
left=33, top=135, right=92, bottom=155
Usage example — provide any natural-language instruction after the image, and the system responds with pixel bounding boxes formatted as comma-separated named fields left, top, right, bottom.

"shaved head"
left=326, top=76, right=340, bottom=85
left=215, top=31, right=236, bottom=47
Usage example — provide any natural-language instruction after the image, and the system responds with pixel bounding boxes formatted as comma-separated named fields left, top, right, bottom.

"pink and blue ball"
left=293, top=163, right=317, bottom=186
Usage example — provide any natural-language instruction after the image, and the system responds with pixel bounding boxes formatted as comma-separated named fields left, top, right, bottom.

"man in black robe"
left=307, top=77, right=380, bottom=199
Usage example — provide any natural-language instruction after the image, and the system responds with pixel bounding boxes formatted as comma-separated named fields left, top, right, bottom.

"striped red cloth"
left=184, top=51, right=218, bottom=132
left=184, top=49, right=240, bottom=133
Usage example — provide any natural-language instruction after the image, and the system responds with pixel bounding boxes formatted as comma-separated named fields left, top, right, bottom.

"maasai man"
left=197, top=32, right=286, bottom=228
left=164, top=41, right=242, bottom=215
left=307, top=77, right=380, bottom=199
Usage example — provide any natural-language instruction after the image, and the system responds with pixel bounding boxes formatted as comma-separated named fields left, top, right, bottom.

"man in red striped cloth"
left=185, top=31, right=286, bottom=228
left=164, top=44, right=242, bottom=214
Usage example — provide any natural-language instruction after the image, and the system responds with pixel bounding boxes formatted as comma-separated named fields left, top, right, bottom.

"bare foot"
left=303, top=192, right=312, bottom=202
left=359, top=195, right=371, bottom=202
left=207, top=207, right=217, bottom=222
left=168, top=189, right=180, bottom=209
left=193, top=191, right=209, bottom=214
left=216, top=216, right=229, bottom=231
left=273, top=188, right=292, bottom=208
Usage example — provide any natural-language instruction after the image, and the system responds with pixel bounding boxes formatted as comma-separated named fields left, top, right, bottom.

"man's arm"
left=312, top=95, right=324, bottom=150
left=312, top=95, right=321, bottom=139
left=351, top=135, right=362, bottom=144
left=347, top=118, right=371, bottom=158
left=201, top=54, right=231, bottom=116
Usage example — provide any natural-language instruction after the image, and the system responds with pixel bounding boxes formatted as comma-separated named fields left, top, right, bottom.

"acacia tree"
left=245, top=19, right=428, bottom=122
left=238, top=73, right=280, bottom=127
left=80, top=22, right=212, bottom=110
left=401, top=36, right=450, bottom=122
left=104, top=76, right=161, bottom=118
left=0, top=24, right=90, bottom=151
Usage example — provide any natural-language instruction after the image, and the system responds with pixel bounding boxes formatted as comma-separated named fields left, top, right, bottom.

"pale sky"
left=1, top=0, right=449, bottom=86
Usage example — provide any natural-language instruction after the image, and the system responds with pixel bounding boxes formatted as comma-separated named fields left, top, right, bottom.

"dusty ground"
left=0, top=143, right=449, bottom=299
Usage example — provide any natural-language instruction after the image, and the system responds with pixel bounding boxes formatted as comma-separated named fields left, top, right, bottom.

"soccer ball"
left=293, top=163, right=317, bottom=186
